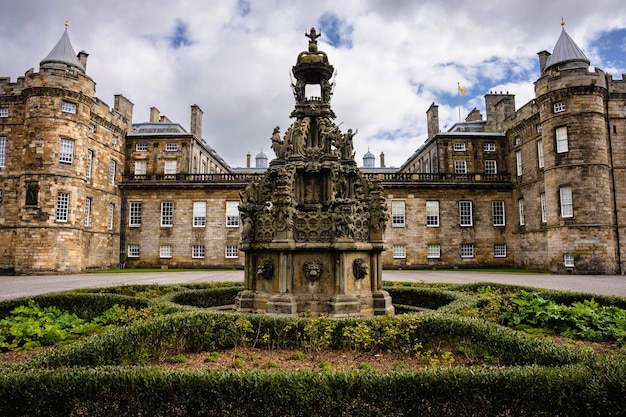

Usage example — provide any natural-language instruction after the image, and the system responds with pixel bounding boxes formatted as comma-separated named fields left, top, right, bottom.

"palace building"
left=1, top=25, right=626, bottom=274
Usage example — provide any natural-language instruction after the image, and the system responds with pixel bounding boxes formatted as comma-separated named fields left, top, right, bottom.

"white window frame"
left=426, top=201, right=439, bottom=227
left=193, top=201, right=206, bottom=227
left=0, top=107, right=8, bottom=117
left=556, top=126, right=568, bottom=153
left=518, top=199, right=525, bottom=226
left=537, top=139, right=544, bottom=169
left=88, top=123, right=96, bottom=133
left=0, top=136, right=6, bottom=167
left=134, top=160, right=147, bottom=176
left=61, top=101, right=77, bottom=114
left=109, top=160, right=116, bottom=185
left=560, top=186, right=573, bottom=218
left=494, top=244, right=507, bottom=258
left=483, top=143, right=496, bottom=152
left=166, top=143, right=178, bottom=151
left=59, top=139, right=74, bottom=165
left=427, top=244, right=441, bottom=259
left=225, top=245, right=239, bottom=259
left=392, top=245, right=406, bottom=259
left=56, top=192, right=70, bottom=222
left=454, top=160, right=467, bottom=174
left=164, top=160, right=177, bottom=175
left=492, top=201, right=505, bottom=226
left=127, top=244, right=140, bottom=258
left=553, top=102, right=566, bottom=113
left=461, top=243, right=474, bottom=258
left=459, top=201, right=473, bottom=227
left=86, top=149, right=93, bottom=178
left=484, top=160, right=497, bottom=174
left=160, top=245, right=172, bottom=259
left=161, top=201, right=174, bottom=227
left=84, top=197, right=92, bottom=227
left=391, top=200, right=405, bottom=227
left=453, top=143, right=466, bottom=152
left=108, top=203, right=115, bottom=230
left=136, top=143, right=149, bottom=151
left=192, top=245, right=205, bottom=259
left=540, top=193, right=547, bottom=223
left=226, top=201, right=240, bottom=227
left=564, top=254, right=575, bottom=268
left=129, top=201, right=142, bottom=227
left=516, top=151, right=522, bottom=177
left=112, top=136, right=118, bottom=146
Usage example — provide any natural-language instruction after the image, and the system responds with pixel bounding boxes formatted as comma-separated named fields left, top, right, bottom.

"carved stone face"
left=303, top=259, right=324, bottom=281
left=256, top=258, right=274, bottom=280
left=353, top=258, right=369, bottom=279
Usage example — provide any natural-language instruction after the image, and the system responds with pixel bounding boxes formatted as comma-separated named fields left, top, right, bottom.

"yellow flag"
left=458, top=84, right=466, bottom=95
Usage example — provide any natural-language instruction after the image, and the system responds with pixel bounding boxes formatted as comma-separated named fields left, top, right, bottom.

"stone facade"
left=2, top=26, right=626, bottom=275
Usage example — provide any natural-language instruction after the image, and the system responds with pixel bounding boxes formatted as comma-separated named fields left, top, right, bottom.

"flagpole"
left=457, top=82, right=461, bottom=123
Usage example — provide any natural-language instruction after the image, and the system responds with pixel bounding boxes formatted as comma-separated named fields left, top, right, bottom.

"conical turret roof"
left=544, top=27, right=589, bottom=72
left=40, top=28, right=85, bottom=72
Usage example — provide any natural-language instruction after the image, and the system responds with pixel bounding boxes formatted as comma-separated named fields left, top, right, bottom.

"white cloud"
left=1, top=0, right=626, bottom=167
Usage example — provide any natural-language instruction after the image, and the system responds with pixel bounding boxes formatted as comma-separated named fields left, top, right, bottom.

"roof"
left=544, top=28, right=589, bottom=71
left=130, top=122, right=188, bottom=134
left=40, top=29, right=84, bottom=72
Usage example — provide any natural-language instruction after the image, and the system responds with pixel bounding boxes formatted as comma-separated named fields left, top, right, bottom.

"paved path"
left=2, top=270, right=626, bottom=301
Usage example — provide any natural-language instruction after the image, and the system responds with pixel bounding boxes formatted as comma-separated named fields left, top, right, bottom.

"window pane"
left=84, top=197, right=91, bottom=227
left=192, top=245, right=205, bottom=258
left=226, top=201, right=239, bottom=227
left=392, top=245, right=406, bottom=258
left=556, top=127, right=568, bottom=153
left=492, top=201, right=505, bottom=226
left=59, top=139, right=74, bottom=164
left=56, top=192, right=70, bottom=222
left=560, top=187, right=573, bottom=217
left=135, top=160, right=147, bottom=175
left=540, top=193, right=547, bottom=223
left=161, top=201, right=174, bottom=226
left=537, top=140, right=544, bottom=168
left=225, top=245, right=239, bottom=258
left=164, top=160, right=177, bottom=174
left=518, top=199, right=525, bottom=226
left=427, top=244, right=440, bottom=258
left=494, top=244, right=507, bottom=257
left=128, top=244, right=140, bottom=257
left=459, top=201, right=472, bottom=226
left=426, top=201, right=439, bottom=227
left=391, top=201, right=405, bottom=227
left=461, top=244, right=474, bottom=258
left=485, top=160, right=497, bottom=174
left=129, top=202, right=142, bottom=227
left=193, top=202, right=206, bottom=227
left=160, top=245, right=172, bottom=258
left=0, top=136, right=6, bottom=167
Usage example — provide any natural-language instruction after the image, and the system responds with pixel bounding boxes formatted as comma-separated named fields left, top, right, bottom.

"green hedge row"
left=0, top=293, right=151, bottom=321
left=25, top=310, right=593, bottom=369
left=2, top=361, right=626, bottom=416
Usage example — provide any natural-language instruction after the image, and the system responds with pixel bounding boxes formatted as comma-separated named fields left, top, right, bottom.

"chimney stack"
left=78, top=50, right=89, bottom=71
left=149, top=107, right=160, bottom=122
left=380, top=152, right=385, bottom=168
left=190, top=104, right=203, bottom=138
left=426, top=102, right=439, bottom=138
left=537, top=50, right=551, bottom=74
left=246, top=152, right=251, bottom=168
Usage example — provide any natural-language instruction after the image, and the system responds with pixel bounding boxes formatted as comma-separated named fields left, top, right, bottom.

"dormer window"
left=453, top=143, right=466, bottom=152
left=553, top=102, right=566, bottom=113
left=61, top=101, right=77, bottom=114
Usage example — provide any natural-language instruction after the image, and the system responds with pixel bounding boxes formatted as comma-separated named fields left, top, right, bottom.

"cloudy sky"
left=1, top=1, right=626, bottom=169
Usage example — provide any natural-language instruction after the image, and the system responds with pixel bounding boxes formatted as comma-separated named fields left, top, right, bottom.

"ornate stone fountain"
left=235, top=28, right=393, bottom=317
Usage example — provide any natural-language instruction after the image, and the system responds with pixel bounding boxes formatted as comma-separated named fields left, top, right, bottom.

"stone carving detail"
left=303, top=258, right=324, bottom=281
left=353, top=258, right=369, bottom=279
left=256, top=258, right=274, bottom=280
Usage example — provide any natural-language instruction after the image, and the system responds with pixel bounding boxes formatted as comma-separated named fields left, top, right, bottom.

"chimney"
left=78, top=50, right=89, bottom=71
left=190, top=104, right=203, bottom=138
left=149, top=107, right=160, bottom=122
left=537, top=50, right=551, bottom=74
left=113, top=94, right=134, bottom=132
left=426, top=102, right=439, bottom=138
left=380, top=152, right=385, bottom=168
left=246, top=151, right=251, bottom=168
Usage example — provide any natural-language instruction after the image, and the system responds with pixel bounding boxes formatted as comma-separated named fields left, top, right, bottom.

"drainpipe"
left=605, top=74, right=623, bottom=274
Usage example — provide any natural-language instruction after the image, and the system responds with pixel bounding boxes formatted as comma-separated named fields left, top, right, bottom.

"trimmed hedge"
left=1, top=361, right=626, bottom=416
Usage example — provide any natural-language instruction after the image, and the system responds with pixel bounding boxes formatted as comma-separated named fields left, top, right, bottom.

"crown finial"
left=65, top=19, right=69, bottom=28
left=561, top=17, right=565, bottom=28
